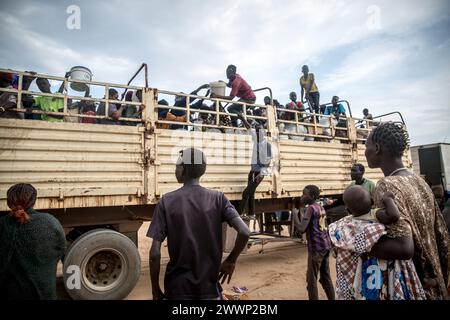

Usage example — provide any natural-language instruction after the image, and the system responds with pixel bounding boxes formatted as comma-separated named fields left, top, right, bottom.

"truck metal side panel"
left=0, top=119, right=146, bottom=211
left=279, top=140, right=354, bottom=197
left=153, top=130, right=274, bottom=201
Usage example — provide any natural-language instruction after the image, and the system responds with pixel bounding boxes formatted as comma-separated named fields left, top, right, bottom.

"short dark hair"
left=108, top=88, right=118, bottom=96
left=343, top=185, right=372, bottom=216
left=227, top=65, right=237, bottom=73
left=36, top=77, right=49, bottom=87
left=158, top=99, right=169, bottom=105
left=363, top=108, right=369, bottom=113
left=178, top=148, right=207, bottom=179
left=370, top=122, right=410, bottom=158
left=332, top=95, right=339, bottom=101
left=304, top=184, right=320, bottom=200
left=352, top=163, right=365, bottom=173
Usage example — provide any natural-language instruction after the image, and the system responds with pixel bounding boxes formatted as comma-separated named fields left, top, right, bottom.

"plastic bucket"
left=69, top=66, right=92, bottom=92
left=209, top=81, right=226, bottom=96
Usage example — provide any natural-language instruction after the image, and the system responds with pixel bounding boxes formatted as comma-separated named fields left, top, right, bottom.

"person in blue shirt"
left=324, top=96, right=347, bottom=138
left=324, top=96, right=346, bottom=119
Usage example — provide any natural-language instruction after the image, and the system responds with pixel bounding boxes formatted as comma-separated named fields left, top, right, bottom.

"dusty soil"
left=126, top=222, right=336, bottom=300
left=57, top=221, right=336, bottom=300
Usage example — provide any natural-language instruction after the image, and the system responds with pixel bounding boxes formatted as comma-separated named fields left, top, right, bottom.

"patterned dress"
left=329, top=215, right=425, bottom=300
left=374, top=174, right=450, bottom=299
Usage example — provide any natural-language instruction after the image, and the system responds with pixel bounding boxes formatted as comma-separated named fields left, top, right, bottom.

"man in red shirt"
left=211, top=65, right=256, bottom=127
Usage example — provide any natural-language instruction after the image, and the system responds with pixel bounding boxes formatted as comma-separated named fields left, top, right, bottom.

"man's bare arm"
left=376, top=192, right=401, bottom=224
left=149, top=240, right=165, bottom=300
left=219, top=216, right=250, bottom=284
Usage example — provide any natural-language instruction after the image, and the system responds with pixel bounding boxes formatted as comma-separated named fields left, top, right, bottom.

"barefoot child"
left=293, top=185, right=335, bottom=300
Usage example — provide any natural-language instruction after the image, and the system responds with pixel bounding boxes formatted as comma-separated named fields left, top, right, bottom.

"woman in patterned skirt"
left=365, top=122, right=450, bottom=299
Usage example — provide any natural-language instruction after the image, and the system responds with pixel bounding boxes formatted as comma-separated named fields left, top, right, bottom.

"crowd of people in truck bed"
left=0, top=65, right=376, bottom=140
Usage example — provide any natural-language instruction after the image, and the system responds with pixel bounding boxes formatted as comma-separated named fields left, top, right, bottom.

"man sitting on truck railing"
left=211, top=65, right=256, bottom=127
left=324, top=96, right=346, bottom=119
left=324, top=96, right=347, bottom=139
left=34, top=75, right=68, bottom=122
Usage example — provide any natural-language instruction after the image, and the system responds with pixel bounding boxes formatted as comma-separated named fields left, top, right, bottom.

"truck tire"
left=62, top=228, right=141, bottom=300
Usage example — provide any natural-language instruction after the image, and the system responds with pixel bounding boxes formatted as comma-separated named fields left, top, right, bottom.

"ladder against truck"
left=0, top=67, right=412, bottom=299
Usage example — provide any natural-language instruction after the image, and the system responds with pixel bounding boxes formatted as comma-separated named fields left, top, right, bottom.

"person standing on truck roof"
left=211, top=65, right=256, bottom=127
left=292, top=185, right=335, bottom=300
left=0, top=183, right=66, bottom=300
left=147, top=148, right=250, bottom=300
left=365, top=122, right=450, bottom=299
left=349, top=163, right=376, bottom=199
left=299, top=65, right=321, bottom=115
left=236, top=111, right=272, bottom=217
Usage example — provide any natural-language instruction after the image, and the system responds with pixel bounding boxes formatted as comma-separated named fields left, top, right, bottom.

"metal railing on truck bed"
left=0, top=69, right=411, bottom=212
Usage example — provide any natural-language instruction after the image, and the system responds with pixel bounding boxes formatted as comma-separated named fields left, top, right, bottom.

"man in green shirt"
left=349, top=163, right=376, bottom=197
left=34, top=76, right=67, bottom=122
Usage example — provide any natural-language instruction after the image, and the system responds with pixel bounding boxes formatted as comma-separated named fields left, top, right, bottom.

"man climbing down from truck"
left=211, top=65, right=256, bottom=127
left=236, top=111, right=272, bottom=218
left=147, top=148, right=250, bottom=300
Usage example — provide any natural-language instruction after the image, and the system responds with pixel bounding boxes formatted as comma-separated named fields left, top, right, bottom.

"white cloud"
left=1, top=0, right=449, bottom=144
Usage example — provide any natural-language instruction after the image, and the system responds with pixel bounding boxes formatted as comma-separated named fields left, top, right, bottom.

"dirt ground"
left=57, top=221, right=336, bottom=300
left=126, top=222, right=336, bottom=300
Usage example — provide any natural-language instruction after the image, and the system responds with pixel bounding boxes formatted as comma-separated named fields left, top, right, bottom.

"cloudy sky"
left=1, top=0, right=449, bottom=145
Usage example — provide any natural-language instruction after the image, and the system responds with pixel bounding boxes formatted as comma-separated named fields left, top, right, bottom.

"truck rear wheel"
left=63, top=229, right=141, bottom=300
